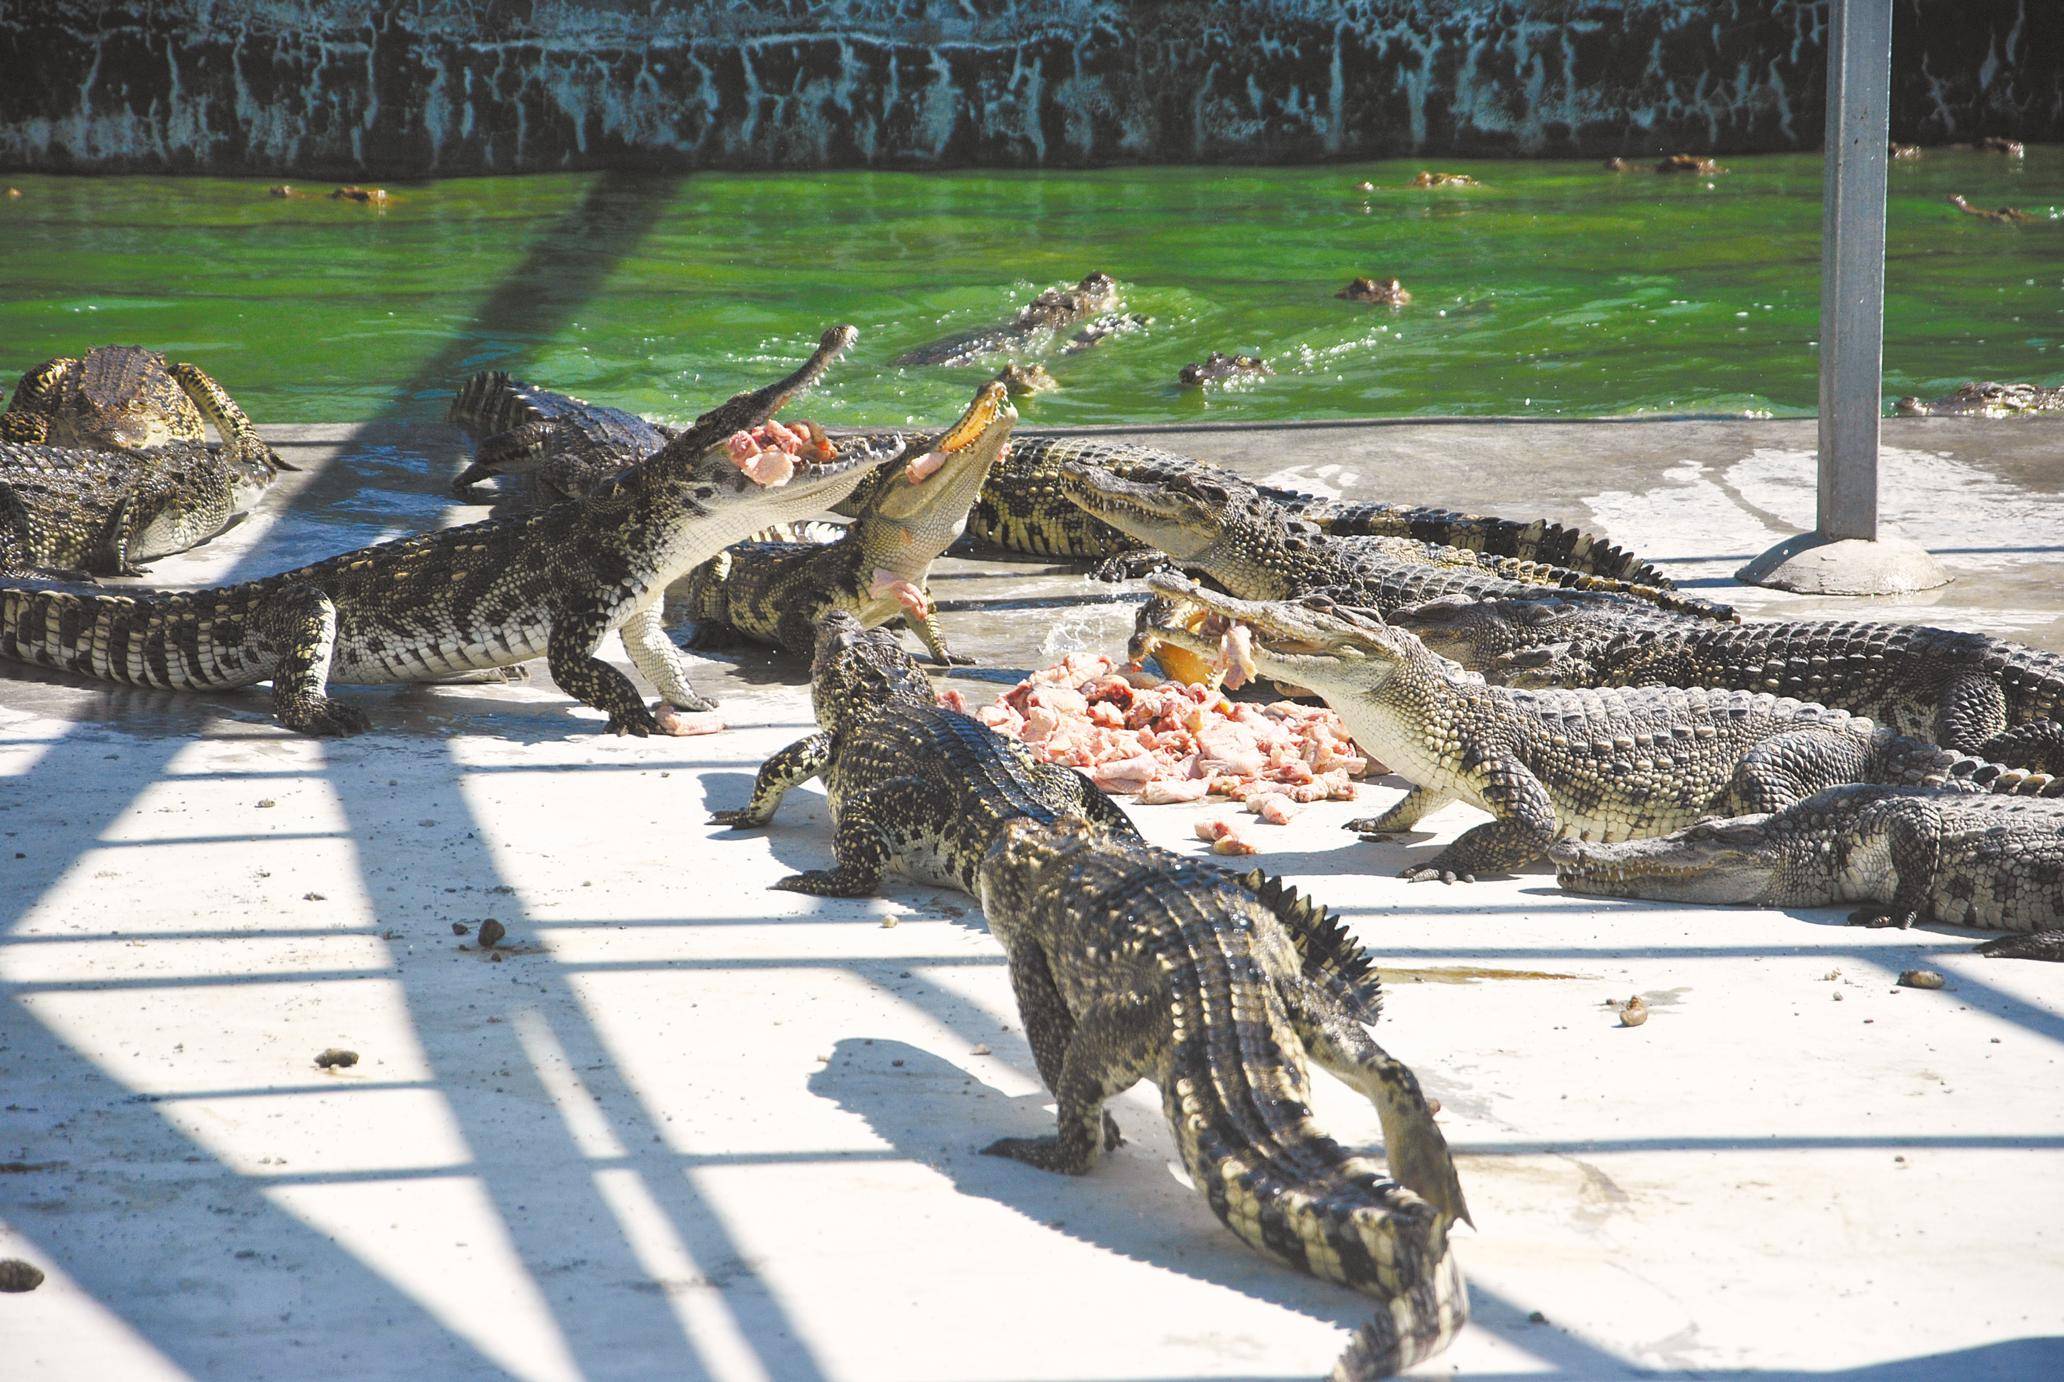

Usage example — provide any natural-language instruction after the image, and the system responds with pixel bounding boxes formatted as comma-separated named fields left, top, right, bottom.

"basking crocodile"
left=1059, top=460, right=1717, bottom=620
left=0, top=327, right=896, bottom=736
left=674, top=381, right=1016, bottom=663
left=1145, top=574, right=2060, bottom=882
left=1490, top=618, right=2064, bottom=771
left=1380, top=593, right=1717, bottom=676
left=2, top=347, right=265, bottom=455
left=1552, top=786, right=2064, bottom=960
left=976, top=816, right=1469, bottom=1378
left=0, top=365, right=292, bottom=576
left=1894, top=381, right=2064, bottom=418
left=916, top=435, right=1676, bottom=586
left=718, top=611, right=1387, bottom=1022
left=446, top=370, right=675, bottom=502
left=892, top=273, right=1121, bottom=367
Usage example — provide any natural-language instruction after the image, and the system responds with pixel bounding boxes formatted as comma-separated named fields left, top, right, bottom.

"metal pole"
left=1817, top=0, right=1893, bottom=542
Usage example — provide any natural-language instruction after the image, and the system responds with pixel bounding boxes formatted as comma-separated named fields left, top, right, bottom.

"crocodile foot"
left=1402, top=865, right=1476, bottom=885
left=604, top=704, right=662, bottom=737
left=1346, top=817, right=1398, bottom=836
left=710, top=807, right=767, bottom=830
left=654, top=703, right=726, bottom=737
left=1092, top=551, right=1168, bottom=583
left=1847, top=906, right=1919, bottom=930
left=772, top=868, right=878, bottom=897
left=279, top=698, right=372, bottom=737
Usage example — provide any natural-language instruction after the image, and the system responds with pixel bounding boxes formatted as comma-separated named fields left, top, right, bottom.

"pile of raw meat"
left=942, top=652, right=1377, bottom=852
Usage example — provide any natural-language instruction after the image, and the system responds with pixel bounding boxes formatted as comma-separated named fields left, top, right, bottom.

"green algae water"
left=2, top=153, right=2059, bottom=429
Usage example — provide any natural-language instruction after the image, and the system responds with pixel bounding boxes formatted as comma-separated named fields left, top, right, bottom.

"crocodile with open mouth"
left=1552, top=786, right=2064, bottom=960
left=673, top=380, right=1016, bottom=664
left=1143, top=574, right=2061, bottom=882
left=0, top=327, right=897, bottom=736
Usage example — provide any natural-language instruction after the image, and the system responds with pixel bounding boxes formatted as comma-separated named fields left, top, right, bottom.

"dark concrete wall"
left=1, top=2, right=2056, bottom=175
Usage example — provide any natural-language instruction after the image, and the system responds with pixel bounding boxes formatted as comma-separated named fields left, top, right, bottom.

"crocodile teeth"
left=935, top=380, right=1007, bottom=453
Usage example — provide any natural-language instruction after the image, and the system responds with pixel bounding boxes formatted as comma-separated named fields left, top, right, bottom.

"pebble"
left=1618, top=995, right=1649, bottom=1028
left=256, top=799, right=276, bottom=809
left=478, top=919, right=506, bottom=949
left=0, top=1258, right=44, bottom=1292
left=451, top=922, right=470, bottom=935
left=971, top=1044, right=992, bottom=1056
left=314, top=1048, right=358, bottom=1070
left=1899, top=969, right=1946, bottom=990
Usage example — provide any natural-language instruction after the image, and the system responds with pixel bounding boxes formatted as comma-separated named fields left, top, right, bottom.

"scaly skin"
left=710, top=612, right=1386, bottom=1023
left=1496, top=618, right=2064, bottom=772
left=1, top=347, right=271, bottom=455
left=0, top=327, right=896, bottom=736
left=1552, top=785, right=2064, bottom=959
left=1384, top=593, right=1717, bottom=676
left=1061, top=461, right=1722, bottom=621
left=447, top=371, right=675, bottom=502
left=674, top=382, right=1015, bottom=664
left=1146, top=575, right=2063, bottom=882
left=975, top=818, right=1468, bottom=1379
left=0, top=366, right=290, bottom=576
left=1894, top=381, right=2064, bottom=417
left=891, top=273, right=1122, bottom=367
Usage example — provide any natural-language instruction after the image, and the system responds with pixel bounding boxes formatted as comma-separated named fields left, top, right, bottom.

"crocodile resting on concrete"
left=674, top=381, right=1016, bottom=664
left=1146, top=574, right=2061, bottom=882
left=2, top=347, right=261, bottom=455
left=1553, top=786, right=2064, bottom=960
left=0, top=327, right=898, bottom=736
left=718, top=611, right=1388, bottom=1024
left=1490, top=617, right=2064, bottom=772
left=1060, top=460, right=1717, bottom=622
left=892, top=273, right=1122, bottom=367
left=446, top=370, right=675, bottom=502
left=976, top=817, right=1469, bottom=1379
left=1378, top=593, right=1717, bottom=677
left=912, top=435, right=1676, bottom=587
left=1894, top=381, right=2064, bottom=418
left=0, top=365, right=292, bottom=576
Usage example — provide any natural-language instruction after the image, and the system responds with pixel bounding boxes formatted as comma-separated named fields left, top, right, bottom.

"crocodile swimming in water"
left=1145, top=574, right=2062, bottom=882
left=891, top=273, right=1123, bottom=367
left=1487, top=617, right=2064, bottom=772
left=0, top=360, right=292, bottom=576
left=717, top=611, right=1388, bottom=1024
left=975, top=816, right=1469, bottom=1379
left=674, top=381, right=1016, bottom=664
left=1552, top=785, right=2064, bottom=960
left=0, top=327, right=899, bottom=736
left=1058, top=460, right=1716, bottom=620
left=446, top=370, right=676, bottom=502
left=1894, top=381, right=2064, bottom=417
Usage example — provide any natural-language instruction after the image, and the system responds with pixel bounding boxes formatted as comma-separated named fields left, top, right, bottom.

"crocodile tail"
left=1161, top=962, right=1465, bottom=1376
left=1874, top=731, right=2064, bottom=797
left=447, top=371, right=526, bottom=437
left=168, top=363, right=287, bottom=472
left=1, top=582, right=194, bottom=689
left=1229, top=866, right=1384, bottom=1024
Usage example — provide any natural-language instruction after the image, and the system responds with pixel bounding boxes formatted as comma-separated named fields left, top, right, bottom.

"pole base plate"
left=1736, top=532, right=1951, bottom=596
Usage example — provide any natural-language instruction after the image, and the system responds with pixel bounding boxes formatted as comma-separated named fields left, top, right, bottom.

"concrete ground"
left=1, top=417, right=2060, bottom=1380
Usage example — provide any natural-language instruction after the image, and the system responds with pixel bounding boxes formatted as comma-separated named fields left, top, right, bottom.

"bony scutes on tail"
left=975, top=816, right=1470, bottom=1379
left=0, top=327, right=901, bottom=737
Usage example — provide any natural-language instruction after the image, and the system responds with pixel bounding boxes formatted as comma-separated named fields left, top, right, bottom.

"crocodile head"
left=808, top=610, right=937, bottom=735
left=1056, top=461, right=1273, bottom=562
left=1894, top=381, right=2058, bottom=418
left=1550, top=815, right=1788, bottom=905
left=49, top=346, right=204, bottom=452
left=861, top=379, right=1016, bottom=528
left=1023, top=272, right=1120, bottom=326
left=1141, top=571, right=1420, bottom=697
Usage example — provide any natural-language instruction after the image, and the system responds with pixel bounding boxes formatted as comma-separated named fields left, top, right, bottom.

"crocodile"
left=718, top=610, right=1387, bottom=1019
left=992, top=363, right=1058, bottom=397
left=1, top=347, right=266, bottom=455
left=0, top=364, right=292, bottom=576
left=892, top=273, right=1122, bottom=367
left=1177, top=352, right=1271, bottom=388
left=900, top=435, right=1677, bottom=586
left=1145, top=574, right=2060, bottom=882
left=674, top=381, right=1016, bottom=664
left=1059, top=460, right=1718, bottom=621
left=446, top=370, right=675, bottom=502
left=0, top=326, right=896, bottom=736
left=1489, top=618, right=2064, bottom=771
left=1379, top=593, right=1718, bottom=677
left=1894, top=381, right=2064, bottom=417
left=1552, top=786, right=2064, bottom=960
left=1948, top=194, right=2035, bottom=225
left=975, top=816, right=1469, bottom=1379
left=1338, top=277, right=1411, bottom=306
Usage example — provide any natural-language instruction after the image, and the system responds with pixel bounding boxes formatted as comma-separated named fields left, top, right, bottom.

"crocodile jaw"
left=864, top=381, right=1016, bottom=529
left=1551, top=825, right=1782, bottom=904
left=1142, top=573, right=1410, bottom=697
left=1056, top=463, right=1228, bottom=559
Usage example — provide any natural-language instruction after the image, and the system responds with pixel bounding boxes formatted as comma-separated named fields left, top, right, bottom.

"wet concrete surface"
left=2, top=419, right=2061, bottom=1379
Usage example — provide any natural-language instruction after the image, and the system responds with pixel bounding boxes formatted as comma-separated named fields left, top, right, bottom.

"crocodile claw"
left=1402, top=866, right=1474, bottom=885
left=1847, top=906, right=1919, bottom=930
left=280, top=699, right=372, bottom=737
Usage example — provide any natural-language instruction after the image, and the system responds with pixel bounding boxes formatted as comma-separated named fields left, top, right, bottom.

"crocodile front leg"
left=713, top=731, right=833, bottom=828
left=772, top=779, right=904, bottom=895
left=1406, top=759, right=1556, bottom=881
left=265, top=584, right=370, bottom=736
left=1347, top=784, right=1451, bottom=836
left=618, top=600, right=719, bottom=720
left=548, top=605, right=660, bottom=736
left=1848, top=797, right=1946, bottom=930
left=983, top=989, right=1159, bottom=1175
left=1, top=358, right=72, bottom=443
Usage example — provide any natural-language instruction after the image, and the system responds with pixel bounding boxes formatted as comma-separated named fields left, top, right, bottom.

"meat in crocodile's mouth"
left=904, top=380, right=1011, bottom=484
left=725, top=419, right=838, bottom=486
